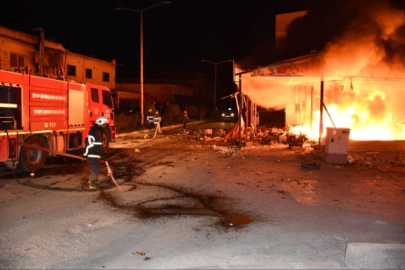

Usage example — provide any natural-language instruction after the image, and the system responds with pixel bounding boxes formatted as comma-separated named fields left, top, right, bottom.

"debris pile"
left=181, top=126, right=318, bottom=153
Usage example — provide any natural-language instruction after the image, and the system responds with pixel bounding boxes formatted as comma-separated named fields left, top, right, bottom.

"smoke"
left=239, top=0, right=405, bottom=78
left=320, top=0, right=405, bottom=78
left=240, top=75, right=319, bottom=110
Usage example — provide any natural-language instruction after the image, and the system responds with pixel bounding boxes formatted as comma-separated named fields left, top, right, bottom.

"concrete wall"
left=115, top=82, right=194, bottom=111
left=65, top=52, right=116, bottom=89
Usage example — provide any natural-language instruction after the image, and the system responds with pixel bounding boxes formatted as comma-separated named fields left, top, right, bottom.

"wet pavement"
left=1, top=122, right=405, bottom=269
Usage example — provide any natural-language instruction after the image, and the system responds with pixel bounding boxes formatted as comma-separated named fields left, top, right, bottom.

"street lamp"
left=115, top=1, right=171, bottom=126
left=202, top=58, right=233, bottom=115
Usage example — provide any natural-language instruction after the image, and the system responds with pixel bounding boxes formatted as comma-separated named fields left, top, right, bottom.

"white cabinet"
left=324, top=127, right=350, bottom=164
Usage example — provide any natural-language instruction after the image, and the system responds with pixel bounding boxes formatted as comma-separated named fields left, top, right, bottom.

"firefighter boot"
left=89, top=176, right=99, bottom=190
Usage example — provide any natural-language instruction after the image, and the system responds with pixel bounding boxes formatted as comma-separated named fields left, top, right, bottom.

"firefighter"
left=146, top=108, right=154, bottom=132
left=153, top=110, right=162, bottom=134
left=83, top=116, right=110, bottom=190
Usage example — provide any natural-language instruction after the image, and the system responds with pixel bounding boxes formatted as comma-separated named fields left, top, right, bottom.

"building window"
left=67, top=65, right=76, bottom=76
left=102, top=72, right=110, bottom=82
left=85, top=68, right=92, bottom=79
left=10, top=53, right=26, bottom=68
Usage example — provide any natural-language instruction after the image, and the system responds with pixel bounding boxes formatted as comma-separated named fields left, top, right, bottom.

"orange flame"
left=237, top=1, right=405, bottom=141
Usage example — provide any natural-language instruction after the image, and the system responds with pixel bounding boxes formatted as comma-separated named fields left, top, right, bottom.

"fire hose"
left=16, top=141, right=125, bottom=192
left=105, top=160, right=123, bottom=192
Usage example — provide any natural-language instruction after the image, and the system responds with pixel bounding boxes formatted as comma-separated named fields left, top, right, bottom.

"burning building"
left=235, top=0, right=405, bottom=147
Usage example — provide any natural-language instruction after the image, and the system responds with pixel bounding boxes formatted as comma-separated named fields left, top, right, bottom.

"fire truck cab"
left=0, top=69, right=115, bottom=171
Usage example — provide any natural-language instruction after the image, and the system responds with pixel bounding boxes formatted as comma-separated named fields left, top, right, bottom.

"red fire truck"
left=0, top=69, right=116, bottom=171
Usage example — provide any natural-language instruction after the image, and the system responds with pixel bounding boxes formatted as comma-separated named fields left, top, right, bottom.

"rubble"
left=172, top=126, right=405, bottom=171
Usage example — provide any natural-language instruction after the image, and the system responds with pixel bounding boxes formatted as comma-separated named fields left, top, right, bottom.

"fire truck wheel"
left=102, top=130, right=110, bottom=150
left=20, top=136, right=48, bottom=171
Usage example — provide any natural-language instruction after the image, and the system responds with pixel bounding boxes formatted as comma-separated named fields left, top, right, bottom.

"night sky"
left=2, top=0, right=405, bottom=78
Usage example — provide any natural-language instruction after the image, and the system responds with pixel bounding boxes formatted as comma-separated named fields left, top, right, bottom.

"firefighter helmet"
left=95, top=116, right=109, bottom=126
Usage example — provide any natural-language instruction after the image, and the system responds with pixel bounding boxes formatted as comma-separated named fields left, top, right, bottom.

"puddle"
left=220, top=213, right=254, bottom=227
left=98, top=182, right=254, bottom=229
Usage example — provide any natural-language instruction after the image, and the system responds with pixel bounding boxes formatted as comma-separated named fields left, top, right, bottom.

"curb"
left=345, top=242, right=405, bottom=269
left=115, top=121, right=206, bottom=138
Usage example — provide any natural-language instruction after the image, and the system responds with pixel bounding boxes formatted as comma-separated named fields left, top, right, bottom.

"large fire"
left=241, top=76, right=405, bottom=141
left=238, top=0, right=405, bottom=142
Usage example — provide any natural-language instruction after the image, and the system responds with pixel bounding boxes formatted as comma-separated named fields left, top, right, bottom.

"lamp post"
left=202, top=59, right=233, bottom=116
left=115, top=1, right=171, bottom=126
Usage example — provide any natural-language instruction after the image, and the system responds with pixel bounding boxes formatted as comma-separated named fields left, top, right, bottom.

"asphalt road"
left=0, top=121, right=404, bottom=269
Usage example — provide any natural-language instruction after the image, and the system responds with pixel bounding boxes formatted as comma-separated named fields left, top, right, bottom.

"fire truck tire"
left=102, top=130, right=110, bottom=150
left=20, top=136, right=48, bottom=171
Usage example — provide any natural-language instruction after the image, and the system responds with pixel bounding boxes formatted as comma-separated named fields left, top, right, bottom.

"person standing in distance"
left=183, top=109, right=189, bottom=130
left=146, top=108, right=154, bottom=132
left=153, top=110, right=162, bottom=134
left=83, top=116, right=110, bottom=190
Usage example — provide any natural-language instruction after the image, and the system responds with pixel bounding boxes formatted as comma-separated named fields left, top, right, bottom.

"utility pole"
left=115, top=2, right=171, bottom=126
left=202, top=59, right=233, bottom=118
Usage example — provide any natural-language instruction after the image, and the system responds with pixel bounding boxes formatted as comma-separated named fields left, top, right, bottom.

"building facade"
left=0, top=26, right=116, bottom=90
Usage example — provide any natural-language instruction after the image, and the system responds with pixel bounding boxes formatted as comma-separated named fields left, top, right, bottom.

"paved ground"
left=0, top=122, right=404, bottom=269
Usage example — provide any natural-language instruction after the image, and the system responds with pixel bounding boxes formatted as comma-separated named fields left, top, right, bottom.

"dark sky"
left=1, top=0, right=308, bottom=77
left=2, top=0, right=405, bottom=78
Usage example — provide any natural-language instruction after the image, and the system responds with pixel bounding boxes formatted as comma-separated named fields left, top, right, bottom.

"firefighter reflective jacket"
left=83, top=125, right=104, bottom=159
left=153, top=114, right=161, bottom=124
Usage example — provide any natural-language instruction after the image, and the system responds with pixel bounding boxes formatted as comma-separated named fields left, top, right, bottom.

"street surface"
left=0, top=121, right=404, bottom=269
